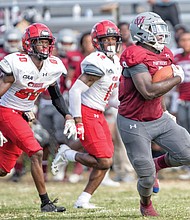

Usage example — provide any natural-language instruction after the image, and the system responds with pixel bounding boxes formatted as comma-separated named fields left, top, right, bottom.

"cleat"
left=179, top=171, right=190, bottom=180
left=140, top=200, right=159, bottom=217
left=153, top=158, right=160, bottom=193
left=41, top=198, right=66, bottom=212
left=153, top=174, right=160, bottom=193
left=69, top=174, right=83, bottom=183
left=74, top=201, right=98, bottom=209
left=101, top=176, right=120, bottom=187
left=51, top=144, right=70, bottom=176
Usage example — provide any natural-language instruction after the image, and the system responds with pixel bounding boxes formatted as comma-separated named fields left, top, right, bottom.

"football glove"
left=0, top=131, right=7, bottom=147
left=76, top=122, right=84, bottom=140
left=171, top=64, right=184, bottom=83
left=63, top=119, right=77, bottom=139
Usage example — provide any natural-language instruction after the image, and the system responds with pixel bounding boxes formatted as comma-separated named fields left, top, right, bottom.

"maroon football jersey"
left=118, top=44, right=173, bottom=121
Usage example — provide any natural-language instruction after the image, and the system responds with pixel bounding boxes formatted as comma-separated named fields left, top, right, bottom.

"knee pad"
left=139, top=175, right=155, bottom=189
left=133, top=157, right=155, bottom=197
left=133, top=157, right=155, bottom=176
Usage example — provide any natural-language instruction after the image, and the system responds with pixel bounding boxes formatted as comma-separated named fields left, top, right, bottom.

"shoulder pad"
left=120, top=45, right=147, bottom=67
left=0, top=58, right=13, bottom=76
left=83, top=64, right=104, bottom=77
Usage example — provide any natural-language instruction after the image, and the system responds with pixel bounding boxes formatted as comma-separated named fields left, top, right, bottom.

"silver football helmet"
left=56, top=29, right=77, bottom=56
left=3, top=28, right=22, bottom=53
left=130, top=12, right=171, bottom=51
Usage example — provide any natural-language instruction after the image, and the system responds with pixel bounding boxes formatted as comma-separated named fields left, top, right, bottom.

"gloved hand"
left=0, top=131, right=8, bottom=147
left=171, top=64, right=184, bottom=83
left=63, top=119, right=77, bottom=139
left=164, top=110, right=176, bottom=123
left=76, top=122, right=85, bottom=140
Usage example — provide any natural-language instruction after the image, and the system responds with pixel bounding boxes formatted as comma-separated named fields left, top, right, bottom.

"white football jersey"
left=81, top=51, right=121, bottom=111
left=0, top=52, right=67, bottom=111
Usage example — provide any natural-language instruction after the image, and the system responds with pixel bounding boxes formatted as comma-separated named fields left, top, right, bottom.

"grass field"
left=1, top=170, right=190, bottom=220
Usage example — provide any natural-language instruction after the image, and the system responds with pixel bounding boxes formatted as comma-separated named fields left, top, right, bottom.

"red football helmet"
left=22, top=23, right=55, bottom=60
left=91, top=20, right=122, bottom=56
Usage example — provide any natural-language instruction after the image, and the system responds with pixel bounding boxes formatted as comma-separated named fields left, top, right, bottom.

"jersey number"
left=104, top=83, right=116, bottom=101
left=15, top=88, right=45, bottom=100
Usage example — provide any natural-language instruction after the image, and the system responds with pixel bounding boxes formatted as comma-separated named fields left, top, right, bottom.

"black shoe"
left=41, top=198, right=66, bottom=212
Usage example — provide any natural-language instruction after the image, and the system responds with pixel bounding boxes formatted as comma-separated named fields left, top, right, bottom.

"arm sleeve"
left=69, top=79, right=89, bottom=117
left=122, top=63, right=148, bottom=77
left=48, top=83, right=70, bottom=117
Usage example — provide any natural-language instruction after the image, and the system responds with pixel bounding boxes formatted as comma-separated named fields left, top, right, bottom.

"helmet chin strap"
left=37, top=53, right=48, bottom=60
left=33, top=46, right=49, bottom=60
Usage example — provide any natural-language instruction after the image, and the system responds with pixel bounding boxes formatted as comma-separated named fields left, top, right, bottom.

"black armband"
left=48, top=83, right=70, bottom=117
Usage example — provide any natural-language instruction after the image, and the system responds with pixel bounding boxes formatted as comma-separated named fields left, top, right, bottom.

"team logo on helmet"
left=40, top=30, right=50, bottom=37
left=134, top=16, right=145, bottom=26
left=107, top=28, right=117, bottom=34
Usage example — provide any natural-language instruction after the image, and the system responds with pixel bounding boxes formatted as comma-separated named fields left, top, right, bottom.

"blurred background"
left=0, top=0, right=190, bottom=46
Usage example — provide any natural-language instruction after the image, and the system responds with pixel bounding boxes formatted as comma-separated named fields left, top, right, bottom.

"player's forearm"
left=48, top=83, right=70, bottom=117
left=0, top=79, right=12, bottom=97
left=69, top=79, right=89, bottom=118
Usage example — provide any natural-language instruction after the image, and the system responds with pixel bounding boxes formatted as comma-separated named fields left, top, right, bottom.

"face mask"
left=106, top=45, right=116, bottom=58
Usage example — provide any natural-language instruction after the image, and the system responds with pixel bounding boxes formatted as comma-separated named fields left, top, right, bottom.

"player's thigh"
left=155, top=120, right=190, bottom=159
left=0, top=142, right=22, bottom=173
left=0, top=112, right=41, bottom=157
left=82, top=116, right=114, bottom=158
left=117, top=114, right=154, bottom=176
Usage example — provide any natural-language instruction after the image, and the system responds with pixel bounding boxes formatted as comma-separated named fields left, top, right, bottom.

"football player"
left=0, top=23, right=76, bottom=212
left=0, top=27, right=22, bottom=60
left=51, top=20, right=122, bottom=208
left=117, top=12, right=190, bottom=216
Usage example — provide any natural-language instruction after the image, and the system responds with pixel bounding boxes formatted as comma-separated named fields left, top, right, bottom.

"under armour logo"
left=129, top=124, right=137, bottom=129
left=107, top=69, right=114, bottom=74
left=94, top=114, right=99, bottom=118
left=165, top=54, right=170, bottom=58
left=43, top=73, right=48, bottom=77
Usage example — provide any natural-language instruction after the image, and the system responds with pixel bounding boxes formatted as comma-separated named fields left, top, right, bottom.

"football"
left=152, top=66, right=174, bottom=83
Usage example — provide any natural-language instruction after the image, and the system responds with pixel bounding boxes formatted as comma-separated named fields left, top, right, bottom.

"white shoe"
left=74, top=201, right=97, bottom=209
left=101, top=177, right=120, bottom=187
left=51, top=144, right=70, bottom=175
left=52, top=163, right=66, bottom=181
left=69, top=174, right=83, bottom=183
left=179, top=172, right=190, bottom=180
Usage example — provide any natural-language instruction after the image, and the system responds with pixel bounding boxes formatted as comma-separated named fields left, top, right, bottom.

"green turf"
left=0, top=172, right=190, bottom=220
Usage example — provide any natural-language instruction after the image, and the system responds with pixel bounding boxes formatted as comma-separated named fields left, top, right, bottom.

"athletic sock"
left=77, top=192, right=92, bottom=203
left=39, top=193, right=50, bottom=206
left=65, top=149, right=77, bottom=162
left=155, top=154, right=170, bottom=172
